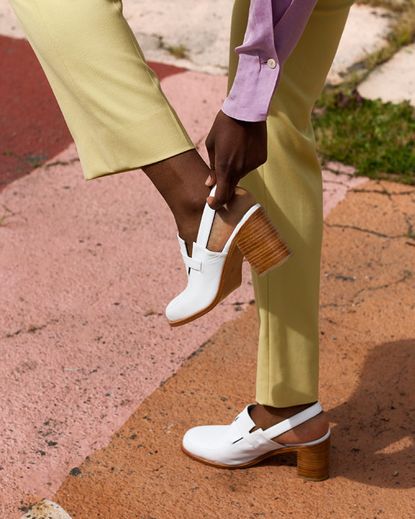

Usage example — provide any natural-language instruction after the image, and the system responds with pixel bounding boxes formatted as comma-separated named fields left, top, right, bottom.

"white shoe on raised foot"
left=182, top=401, right=331, bottom=481
left=165, top=185, right=291, bottom=326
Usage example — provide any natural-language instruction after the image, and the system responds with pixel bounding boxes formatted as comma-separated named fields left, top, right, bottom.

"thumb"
left=205, top=169, right=217, bottom=187
left=205, top=136, right=217, bottom=187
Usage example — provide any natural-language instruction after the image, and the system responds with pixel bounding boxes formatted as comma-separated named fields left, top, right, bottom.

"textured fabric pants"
left=10, top=0, right=353, bottom=406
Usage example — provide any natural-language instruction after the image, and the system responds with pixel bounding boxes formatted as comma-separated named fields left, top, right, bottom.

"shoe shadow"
left=253, top=339, right=415, bottom=489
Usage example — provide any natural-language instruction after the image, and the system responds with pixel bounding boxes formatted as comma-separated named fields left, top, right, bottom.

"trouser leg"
left=9, top=0, right=194, bottom=180
left=228, top=0, right=354, bottom=406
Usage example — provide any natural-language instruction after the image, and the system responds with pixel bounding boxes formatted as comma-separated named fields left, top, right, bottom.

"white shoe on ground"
left=182, top=401, right=331, bottom=481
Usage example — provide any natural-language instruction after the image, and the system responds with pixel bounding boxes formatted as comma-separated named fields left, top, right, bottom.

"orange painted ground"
left=51, top=180, right=415, bottom=518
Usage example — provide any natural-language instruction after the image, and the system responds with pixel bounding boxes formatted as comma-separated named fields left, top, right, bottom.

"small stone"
left=19, top=499, right=72, bottom=519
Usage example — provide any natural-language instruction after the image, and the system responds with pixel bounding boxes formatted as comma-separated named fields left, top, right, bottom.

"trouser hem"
left=255, top=395, right=319, bottom=408
left=78, top=107, right=195, bottom=180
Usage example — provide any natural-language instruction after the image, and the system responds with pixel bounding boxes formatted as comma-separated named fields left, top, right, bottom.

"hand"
left=205, top=110, right=267, bottom=210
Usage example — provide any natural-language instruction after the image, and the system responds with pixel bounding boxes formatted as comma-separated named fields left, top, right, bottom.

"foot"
left=142, top=150, right=256, bottom=255
left=178, top=186, right=256, bottom=256
left=249, top=402, right=330, bottom=444
left=181, top=400, right=331, bottom=478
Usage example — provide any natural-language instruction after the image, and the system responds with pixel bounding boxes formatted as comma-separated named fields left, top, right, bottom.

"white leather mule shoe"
left=166, top=185, right=291, bottom=326
left=182, top=401, right=331, bottom=481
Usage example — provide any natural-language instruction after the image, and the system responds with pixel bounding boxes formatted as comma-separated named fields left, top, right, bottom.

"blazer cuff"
left=222, top=53, right=280, bottom=122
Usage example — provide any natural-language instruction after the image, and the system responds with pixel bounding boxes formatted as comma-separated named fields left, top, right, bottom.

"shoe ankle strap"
left=196, top=185, right=217, bottom=248
left=261, top=402, right=323, bottom=440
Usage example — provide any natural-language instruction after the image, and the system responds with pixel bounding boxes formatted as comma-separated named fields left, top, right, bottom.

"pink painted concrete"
left=0, top=70, right=251, bottom=515
left=322, top=163, right=368, bottom=217
left=1, top=69, right=366, bottom=516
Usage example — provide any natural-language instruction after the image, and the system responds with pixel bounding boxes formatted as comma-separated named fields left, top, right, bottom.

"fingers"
left=206, top=169, right=235, bottom=210
left=205, top=170, right=216, bottom=187
left=205, top=133, right=217, bottom=187
left=205, top=129, right=238, bottom=209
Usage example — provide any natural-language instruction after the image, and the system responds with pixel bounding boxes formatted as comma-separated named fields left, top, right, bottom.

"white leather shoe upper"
left=182, top=401, right=330, bottom=466
left=165, top=185, right=260, bottom=324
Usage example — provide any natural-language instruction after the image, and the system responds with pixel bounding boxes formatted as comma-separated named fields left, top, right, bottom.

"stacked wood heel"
left=235, top=207, right=292, bottom=275
left=296, top=437, right=330, bottom=481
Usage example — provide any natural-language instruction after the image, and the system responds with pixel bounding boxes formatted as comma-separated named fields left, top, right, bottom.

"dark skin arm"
left=205, top=110, right=268, bottom=210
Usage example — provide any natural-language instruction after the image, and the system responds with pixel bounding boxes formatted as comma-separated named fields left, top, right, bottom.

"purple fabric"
left=222, top=0, right=318, bottom=122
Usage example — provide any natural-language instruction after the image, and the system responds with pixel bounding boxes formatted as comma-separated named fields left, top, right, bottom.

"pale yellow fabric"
left=230, top=0, right=354, bottom=406
left=9, top=0, right=194, bottom=180
left=10, top=0, right=353, bottom=407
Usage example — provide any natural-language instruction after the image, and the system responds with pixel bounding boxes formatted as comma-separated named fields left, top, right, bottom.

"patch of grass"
left=158, top=36, right=189, bottom=60
left=313, top=90, right=415, bottom=184
left=314, top=1, right=415, bottom=184
left=165, top=43, right=189, bottom=60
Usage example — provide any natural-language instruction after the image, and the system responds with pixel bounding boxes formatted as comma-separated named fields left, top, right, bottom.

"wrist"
left=220, top=109, right=266, bottom=127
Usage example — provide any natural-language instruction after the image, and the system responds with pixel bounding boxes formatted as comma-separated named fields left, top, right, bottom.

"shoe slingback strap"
left=196, top=184, right=217, bottom=249
left=260, top=401, right=323, bottom=440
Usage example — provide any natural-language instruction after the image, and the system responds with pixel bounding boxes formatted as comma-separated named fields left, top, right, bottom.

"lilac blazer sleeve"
left=222, top=0, right=318, bottom=122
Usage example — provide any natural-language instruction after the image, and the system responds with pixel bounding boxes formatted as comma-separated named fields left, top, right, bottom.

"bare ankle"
left=256, top=402, right=317, bottom=418
left=249, top=402, right=329, bottom=444
left=142, top=149, right=211, bottom=223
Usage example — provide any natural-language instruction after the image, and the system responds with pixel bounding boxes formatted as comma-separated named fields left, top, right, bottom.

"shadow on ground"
left=50, top=181, right=415, bottom=518
left=253, top=339, right=414, bottom=490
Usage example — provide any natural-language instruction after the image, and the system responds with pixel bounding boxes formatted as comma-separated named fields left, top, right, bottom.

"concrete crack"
left=4, top=318, right=59, bottom=339
left=402, top=211, right=415, bottom=240
left=0, top=204, right=16, bottom=226
left=324, top=222, right=405, bottom=239
left=45, top=157, right=80, bottom=169
left=322, top=271, right=413, bottom=311
left=320, top=302, right=350, bottom=309
left=350, top=187, right=415, bottom=197
left=323, top=179, right=356, bottom=187
left=352, top=270, right=413, bottom=301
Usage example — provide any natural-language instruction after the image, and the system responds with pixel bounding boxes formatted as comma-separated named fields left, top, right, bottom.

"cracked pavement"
left=51, top=179, right=415, bottom=519
left=0, top=1, right=414, bottom=518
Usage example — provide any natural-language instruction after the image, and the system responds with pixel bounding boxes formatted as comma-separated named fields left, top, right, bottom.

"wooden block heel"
left=235, top=207, right=292, bottom=275
left=296, top=436, right=330, bottom=481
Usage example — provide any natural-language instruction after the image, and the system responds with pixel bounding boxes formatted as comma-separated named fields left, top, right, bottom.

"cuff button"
left=267, top=58, right=277, bottom=69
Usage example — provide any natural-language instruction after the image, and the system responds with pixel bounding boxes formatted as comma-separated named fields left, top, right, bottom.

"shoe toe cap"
left=165, top=288, right=193, bottom=322
left=182, top=425, right=229, bottom=459
left=165, top=295, right=181, bottom=322
left=165, top=289, right=204, bottom=323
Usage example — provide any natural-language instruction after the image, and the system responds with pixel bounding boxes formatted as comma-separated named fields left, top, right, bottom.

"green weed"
left=313, top=90, right=415, bottom=184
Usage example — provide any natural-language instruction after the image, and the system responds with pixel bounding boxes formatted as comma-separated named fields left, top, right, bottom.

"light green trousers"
left=10, top=0, right=353, bottom=407
left=231, top=0, right=353, bottom=406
